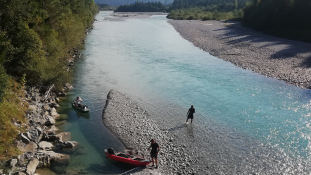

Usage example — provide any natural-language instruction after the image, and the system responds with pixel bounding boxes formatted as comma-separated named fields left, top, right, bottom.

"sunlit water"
left=53, top=11, right=311, bottom=174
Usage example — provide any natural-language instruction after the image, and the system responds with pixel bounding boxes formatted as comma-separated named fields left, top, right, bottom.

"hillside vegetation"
left=167, top=0, right=246, bottom=20
left=0, top=0, right=98, bottom=161
left=243, top=0, right=311, bottom=42
left=115, top=2, right=168, bottom=12
left=168, top=0, right=311, bottom=42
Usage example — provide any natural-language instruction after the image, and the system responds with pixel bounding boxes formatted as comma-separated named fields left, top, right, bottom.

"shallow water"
left=54, top=11, right=311, bottom=174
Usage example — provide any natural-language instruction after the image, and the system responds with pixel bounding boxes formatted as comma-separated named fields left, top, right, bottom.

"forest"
left=167, top=0, right=246, bottom=20
left=168, top=0, right=311, bottom=42
left=0, top=0, right=97, bottom=161
left=115, top=1, right=168, bottom=12
left=170, top=0, right=250, bottom=11
left=243, top=0, right=311, bottom=42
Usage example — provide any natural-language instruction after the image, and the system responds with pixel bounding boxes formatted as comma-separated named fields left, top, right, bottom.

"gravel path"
left=102, top=90, right=202, bottom=175
left=168, top=20, right=311, bottom=89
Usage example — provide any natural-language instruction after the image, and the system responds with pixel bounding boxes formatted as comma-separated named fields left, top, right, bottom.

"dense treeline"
left=0, top=0, right=98, bottom=91
left=115, top=1, right=167, bottom=12
left=0, top=0, right=97, bottom=161
left=167, top=6, right=243, bottom=20
left=243, top=0, right=311, bottom=42
left=97, top=3, right=116, bottom=11
left=171, top=0, right=250, bottom=11
left=167, top=0, right=246, bottom=20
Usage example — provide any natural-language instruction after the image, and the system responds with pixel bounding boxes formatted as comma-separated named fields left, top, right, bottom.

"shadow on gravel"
left=300, top=56, right=311, bottom=68
left=168, top=124, right=187, bottom=132
left=213, top=22, right=311, bottom=67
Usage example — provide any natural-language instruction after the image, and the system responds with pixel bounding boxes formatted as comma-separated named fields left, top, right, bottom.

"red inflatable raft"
left=104, top=148, right=151, bottom=166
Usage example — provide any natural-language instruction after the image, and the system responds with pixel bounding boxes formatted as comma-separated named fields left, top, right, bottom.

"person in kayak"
left=147, top=139, right=160, bottom=168
left=75, top=96, right=83, bottom=107
left=186, top=105, right=195, bottom=124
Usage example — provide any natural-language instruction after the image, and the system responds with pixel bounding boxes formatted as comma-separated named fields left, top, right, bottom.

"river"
left=52, top=11, right=311, bottom=174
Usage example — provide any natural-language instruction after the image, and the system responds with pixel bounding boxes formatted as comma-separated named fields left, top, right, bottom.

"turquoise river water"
left=50, top=11, right=311, bottom=174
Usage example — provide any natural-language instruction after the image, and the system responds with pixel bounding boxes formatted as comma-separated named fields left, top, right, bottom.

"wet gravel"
left=168, top=20, right=311, bottom=89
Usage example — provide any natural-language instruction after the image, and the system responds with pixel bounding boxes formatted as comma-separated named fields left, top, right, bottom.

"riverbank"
left=0, top=85, right=80, bottom=175
left=102, top=90, right=203, bottom=175
left=168, top=20, right=311, bottom=89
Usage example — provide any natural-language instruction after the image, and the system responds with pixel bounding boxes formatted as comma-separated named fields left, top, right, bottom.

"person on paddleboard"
left=186, top=105, right=195, bottom=124
left=147, top=139, right=160, bottom=168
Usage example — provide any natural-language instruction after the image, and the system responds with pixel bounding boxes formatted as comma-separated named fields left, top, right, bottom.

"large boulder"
left=37, top=151, right=70, bottom=166
left=25, top=128, right=42, bottom=143
left=47, top=125, right=58, bottom=132
left=17, top=140, right=38, bottom=153
left=35, top=152, right=51, bottom=168
left=42, top=131, right=57, bottom=141
left=56, top=132, right=71, bottom=143
left=44, top=115, right=55, bottom=126
left=50, top=108, right=60, bottom=118
left=10, top=159, right=18, bottom=167
left=49, top=102, right=60, bottom=109
left=62, top=141, right=79, bottom=149
left=26, top=158, right=39, bottom=175
left=39, top=141, right=54, bottom=151
left=20, top=133, right=30, bottom=144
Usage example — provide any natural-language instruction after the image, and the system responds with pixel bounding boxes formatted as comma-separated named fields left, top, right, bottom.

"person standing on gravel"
left=148, top=139, right=160, bottom=168
left=186, top=105, right=195, bottom=124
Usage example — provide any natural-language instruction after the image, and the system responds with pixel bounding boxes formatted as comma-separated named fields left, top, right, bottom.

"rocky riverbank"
left=0, top=19, right=96, bottom=174
left=0, top=84, right=80, bottom=175
left=168, top=20, right=311, bottom=89
left=103, top=90, right=203, bottom=175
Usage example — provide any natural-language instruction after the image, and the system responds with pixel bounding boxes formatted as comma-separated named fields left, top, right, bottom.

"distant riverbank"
left=168, top=20, right=311, bottom=89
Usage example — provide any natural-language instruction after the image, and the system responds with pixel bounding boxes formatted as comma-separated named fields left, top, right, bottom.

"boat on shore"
left=72, top=101, right=89, bottom=112
left=104, top=148, right=151, bottom=166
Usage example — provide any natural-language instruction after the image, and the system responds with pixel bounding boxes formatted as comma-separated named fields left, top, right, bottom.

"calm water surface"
left=54, top=11, right=311, bottom=174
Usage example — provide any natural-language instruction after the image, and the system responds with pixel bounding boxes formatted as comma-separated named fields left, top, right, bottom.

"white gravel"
left=168, top=20, right=311, bottom=89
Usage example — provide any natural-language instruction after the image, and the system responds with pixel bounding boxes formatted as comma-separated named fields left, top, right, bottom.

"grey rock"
left=49, top=102, right=60, bottom=109
left=42, top=105, right=50, bottom=112
left=10, top=159, right=18, bottom=167
left=39, top=141, right=54, bottom=151
left=62, top=141, right=78, bottom=148
left=47, top=125, right=58, bottom=132
left=50, top=108, right=60, bottom=118
left=20, top=133, right=30, bottom=144
left=26, top=158, right=39, bottom=175
left=17, top=140, right=38, bottom=153
left=44, top=115, right=55, bottom=126
left=28, top=105, right=36, bottom=112
left=37, top=151, right=70, bottom=165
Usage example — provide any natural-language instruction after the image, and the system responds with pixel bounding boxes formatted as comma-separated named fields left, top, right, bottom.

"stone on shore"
left=50, top=108, right=60, bottom=118
left=26, top=158, right=39, bottom=175
left=17, top=141, right=38, bottom=153
left=39, top=141, right=54, bottom=151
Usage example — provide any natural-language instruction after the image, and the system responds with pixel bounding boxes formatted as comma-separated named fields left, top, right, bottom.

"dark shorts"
left=187, top=114, right=193, bottom=119
left=151, top=152, right=157, bottom=158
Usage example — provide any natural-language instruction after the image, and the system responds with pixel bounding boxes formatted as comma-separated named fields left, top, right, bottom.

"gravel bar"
left=168, top=20, right=311, bottom=89
left=102, top=90, right=201, bottom=175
